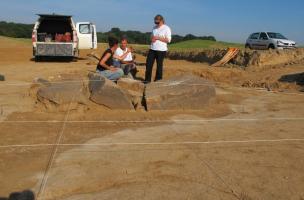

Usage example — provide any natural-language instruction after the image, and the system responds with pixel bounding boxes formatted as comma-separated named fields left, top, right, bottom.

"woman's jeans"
left=97, top=68, right=124, bottom=81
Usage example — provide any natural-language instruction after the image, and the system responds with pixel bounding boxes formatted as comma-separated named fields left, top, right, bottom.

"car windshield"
left=267, top=32, right=287, bottom=39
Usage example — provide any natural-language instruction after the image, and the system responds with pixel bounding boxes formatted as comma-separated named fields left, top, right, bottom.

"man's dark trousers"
left=145, top=49, right=166, bottom=83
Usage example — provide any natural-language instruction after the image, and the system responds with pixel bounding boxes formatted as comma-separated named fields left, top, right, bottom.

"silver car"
left=245, top=32, right=297, bottom=50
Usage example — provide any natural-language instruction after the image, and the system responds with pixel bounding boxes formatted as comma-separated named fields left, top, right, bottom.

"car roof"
left=37, top=14, right=72, bottom=18
left=252, top=32, right=281, bottom=34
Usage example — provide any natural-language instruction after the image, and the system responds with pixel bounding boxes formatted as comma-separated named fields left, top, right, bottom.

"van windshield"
left=267, top=32, right=287, bottom=39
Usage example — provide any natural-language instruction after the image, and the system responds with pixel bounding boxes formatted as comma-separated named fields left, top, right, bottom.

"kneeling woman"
left=96, top=37, right=124, bottom=81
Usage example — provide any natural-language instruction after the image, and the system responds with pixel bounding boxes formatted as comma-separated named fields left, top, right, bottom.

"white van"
left=32, top=14, right=97, bottom=60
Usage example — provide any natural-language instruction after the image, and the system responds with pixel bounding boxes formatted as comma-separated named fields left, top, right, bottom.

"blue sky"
left=0, top=0, right=303, bottom=44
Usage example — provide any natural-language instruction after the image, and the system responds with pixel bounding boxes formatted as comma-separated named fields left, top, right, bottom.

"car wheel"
left=245, top=44, right=251, bottom=49
left=268, top=44, right=275, bottom=50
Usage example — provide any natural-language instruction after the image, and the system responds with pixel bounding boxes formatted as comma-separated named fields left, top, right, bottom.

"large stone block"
left=88, top=73, right=134, bottom=110
left=117, top=78, right=145, bottom=110
left=145, top=74, right=216, bottom=111
left=37, top=80, right=88, bottom=111
left=117, top=78, right=145, bottom=93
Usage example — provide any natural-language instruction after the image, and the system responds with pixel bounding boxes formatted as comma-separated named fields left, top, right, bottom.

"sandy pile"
left=136, top=48, right=304, bottom=68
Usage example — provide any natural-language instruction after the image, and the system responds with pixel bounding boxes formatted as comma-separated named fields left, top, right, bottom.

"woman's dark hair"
left=108, top=37, right=119, bottom=48
left=154, top=14, right=164, bottom=22
left=8, top=190, right=35, bottom=200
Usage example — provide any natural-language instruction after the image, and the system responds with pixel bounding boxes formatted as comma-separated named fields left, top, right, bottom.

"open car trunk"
left=37, top=16, right=74, bottom=42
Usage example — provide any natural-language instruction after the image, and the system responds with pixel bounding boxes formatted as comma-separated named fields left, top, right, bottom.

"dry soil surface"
left=0, top=37, right=304, bottom=200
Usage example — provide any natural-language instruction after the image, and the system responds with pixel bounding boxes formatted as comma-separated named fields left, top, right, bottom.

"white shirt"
left=151, top=24, right=172, bottom=51
left=113, top=47, right=133, bottom=67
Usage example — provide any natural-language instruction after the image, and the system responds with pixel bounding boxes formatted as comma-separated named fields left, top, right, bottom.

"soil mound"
left=137, top=48, right=304, bottom=68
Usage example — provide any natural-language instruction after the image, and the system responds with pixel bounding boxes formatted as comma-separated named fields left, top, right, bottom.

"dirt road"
left=0, top=36, right=304, bottom=200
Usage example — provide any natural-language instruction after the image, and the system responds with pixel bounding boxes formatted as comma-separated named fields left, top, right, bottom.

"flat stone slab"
left=37, top=80, right=88, bottom=111
left=145, top=74, right=216, bottom=111
left=88, top=73, right=134, bottom=110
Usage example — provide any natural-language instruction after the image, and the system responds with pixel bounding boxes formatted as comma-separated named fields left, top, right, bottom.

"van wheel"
left=268, top=44, right=275, bottom=49
left=35, top=56, right=41, bottom=62
left=245, top=44, right=251, bottom=49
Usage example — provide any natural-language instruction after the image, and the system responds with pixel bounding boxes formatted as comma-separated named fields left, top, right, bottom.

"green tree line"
left=98, top=28, right=216, bottom=44
left=0, top=21, right=34, bottom=38
left=0, top=21, right=216, bottom=44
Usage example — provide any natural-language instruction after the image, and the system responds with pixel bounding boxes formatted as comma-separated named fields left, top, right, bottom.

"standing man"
left=145, top=14, right=172, bottom=83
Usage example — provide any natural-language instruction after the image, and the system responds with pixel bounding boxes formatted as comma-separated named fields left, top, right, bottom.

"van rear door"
left=76, top=22, right=98, bottom=49
left=91, top=24, right=98, bottom=49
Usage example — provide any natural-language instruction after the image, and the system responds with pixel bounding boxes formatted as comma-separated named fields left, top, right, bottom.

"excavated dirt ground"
left=0, top=37, right=304, bottom=200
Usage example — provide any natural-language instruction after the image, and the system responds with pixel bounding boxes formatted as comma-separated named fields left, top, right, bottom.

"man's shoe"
left=0, top=74, right=5, bottom=81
